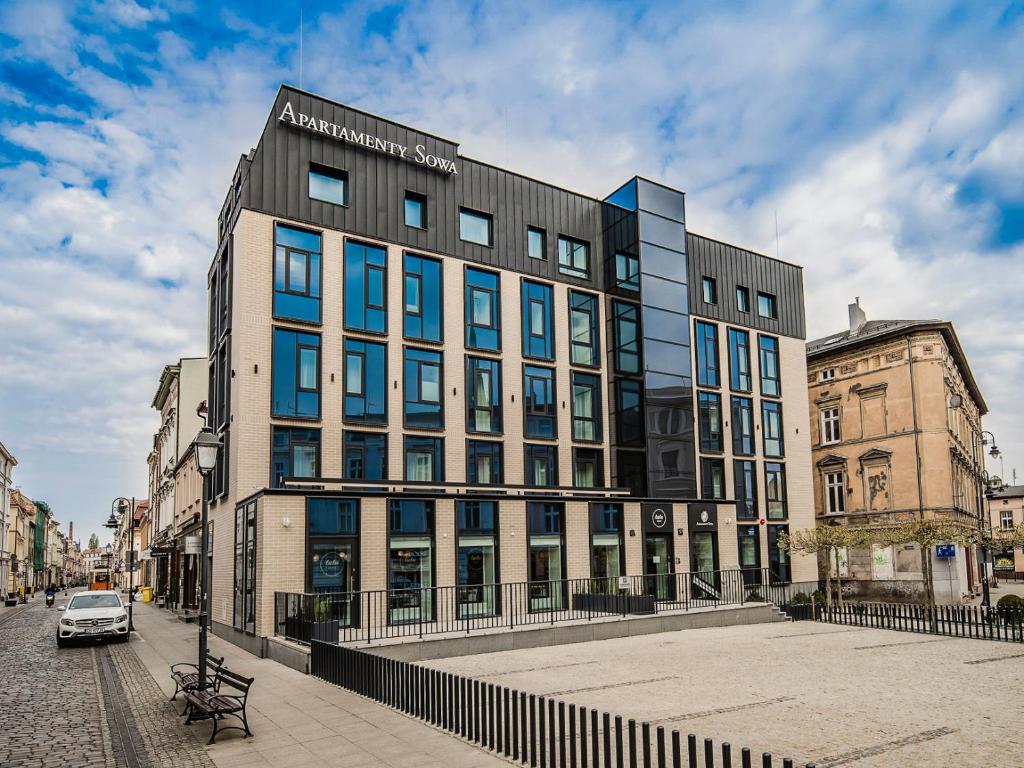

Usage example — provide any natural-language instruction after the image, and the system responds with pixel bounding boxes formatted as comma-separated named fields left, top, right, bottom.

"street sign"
left=935, top=544, right=956, bottom=558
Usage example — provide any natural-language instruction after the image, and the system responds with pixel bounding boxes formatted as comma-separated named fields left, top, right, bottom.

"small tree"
left=780, top=525, right=869, bottom=607
left=88, top=533, right=100, bottom=550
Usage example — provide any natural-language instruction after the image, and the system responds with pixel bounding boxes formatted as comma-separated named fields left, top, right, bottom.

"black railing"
left=276, top=569, right=786, bottom=645
left=310, top=641, right=816, bottom=768
left=797, top=600, right=1024, bottom=642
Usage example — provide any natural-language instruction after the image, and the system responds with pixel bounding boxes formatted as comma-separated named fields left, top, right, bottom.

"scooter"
left=45, top=593, right=55, bottom=608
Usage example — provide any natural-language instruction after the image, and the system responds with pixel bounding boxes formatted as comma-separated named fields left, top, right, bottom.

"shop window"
left=456, top=500, right=499, bottom=618
left=528, top=502, right=565, bottom=611
left=388, top=500, right=434, bottom=623
left=590, top=503, right=623, bottom=593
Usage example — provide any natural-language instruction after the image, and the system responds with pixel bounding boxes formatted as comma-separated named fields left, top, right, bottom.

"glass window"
left=736, top=285, right=750, bottom=313
left=569, top=291, right=600, bottom=367
left=613, top=301, right=640, bottom=375
left=273, top=224, right=321, bottom=323
left=459, top=208, right=492, bottom=246
left=404, top=192, right=426, bottom=228
left=466, top=357, right=502, bottom=434
left=728, top=328, right=752, bottom=392
left=524, top=365, right=556, bottom=438
left=758, top=335, right=781, bottom=397
left=731, top=396, right=755, bottom=455
left=558, top=235, right=590, bottom=278
left=615, top=253, right=640, bottom=292
left=343, top=339, right=386, bottom=423
left=388, top=499, right=434, bottom=623
left=525, top=444, right=558, bottom=486
left=573, top=448, right=604, bottom=488
left=344, top=240, right=386, bottom=333
left=697, top=391, right=722, bottom=452
left=766, top=463, right=787, bottom=519
left=616, top=380, right=643, bottom=447
left=735, top=460, right=757, bottom=520
left=457, top=500, right=498, bottom=618
left=695, top=321, right=719, bottom=388
left=1000, top=510, right=1014, bottom=529
left=271, top=427, right=319, bottom=488
left=825, top=470, right=846, bottom=514
left=343, top=432, right=387, bottom=481
left=737, top=524, right=760, bottom=574
left=701, top=457, right=725, bottom=499
left=762, top=401, right=785, bottom=457
left=404, top=437, right=444, bottom=482
left=590, top=503, right=623, bottom=591
left=768, top=524, right=790, bottom=582
left=465, top=268, right=501, bottom=351
left=702, top=276, right=717, bottom=305
left=821, top=406, right=841, bottom=445
left=527, top=227, right=546, bottom=260
left=758, top=292, right=777, bottom=319
left=467, top=440, right=503, bottom=485
left=571, top=373, right=602, bottom=442
left=272, top=328, right=320, bottom=418
left=403, top=254, right=442, bottom=342
left=528, top=502, right=564, bottom=611
left=521, top=280, right=554, bottom=359
left=404, top=348, right=443, bottom=429
left=309, top=165, right=347, bottom=206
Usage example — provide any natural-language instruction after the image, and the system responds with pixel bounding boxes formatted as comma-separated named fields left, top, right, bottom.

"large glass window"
left=695, top=321, right=719, bottom=387
left=757, top=292, right=777, bottom=319
left=459, top=208, right=492, bottom=246
left=404, top=437, right=444, bottom=482
left=343, top=339, right=386, bottom=423
left=615, top=380, right=643, bottom=447
left=766, top=463, right=787, bottom=520
left=404, top=192, right=426, bottom=228
left=758, top=335, right=781, bottom=397
left=343, top=431, right=387, bottom=481
left=307, top=498, right=358, bottom=626
left=271, top=427, right=319, bottom=488
left=527, top=227, right=546, bottom=260
left=309, top=165, right=347, bottom=206
left=344, top=240, right=387, bottom=333
left=728, top=328, right=752, bottom=392
left=404, top=348, right=443, bottom=429
left=569, top=291, right=600, bottom=367
left=571, top=373, right=602, bottom=442
left=466, top=357, right=502, bottom=434
left=388, top=500, right=434, bottom=623
left=613, top=301, right=640, bottom=374
left=825, top=470, right=846, bottom=514
left=615, top=253, right=640, bottom=292
left=697, top=391, right=722, bottom=452
left=701, top=457, right=725, bottom=499
left=525, top=444, right=558, bottom=486
left=521, top=280, right=554, bottom=359
left=558, top=235, right=590, bottom=278
left=404, top=254, right=442, bottom=342
left=735, top=460, right=757, bottom=520
left=528, top=502, right=565, bottom=611
left=465, top=268, right=501, bottom=351
left=573, top=448, right=604, bottom=488
left=762, top=401, right=785, bottom=457
left=821, top=406, right=841, bottom=444
left=272, top=328, right=320, bottom=418
left=467, top=440, right=503, bottom=485
left=233, top=502, right=257, bottom=633
left=590, top=503, right=623, bottom=593
left=737, top=524, right=760, bottom=582
left=731, top=396, right=755, bottom=455
left=457, top=500, right=498, bottom=618
left=273, top=224, right=321, bottom=323
left=524, top=365, right=556, bottom=438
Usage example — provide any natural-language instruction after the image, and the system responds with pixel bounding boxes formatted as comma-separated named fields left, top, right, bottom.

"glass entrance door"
left=310, top=540, right=357, bottom=625
left=690, top=532, right=720, bottom=600
left=644, top=534, right=674, bottom=600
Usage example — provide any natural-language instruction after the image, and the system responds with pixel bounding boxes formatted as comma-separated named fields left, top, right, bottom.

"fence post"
left=603, top=712, right=612, bottom=768
left=642, top=722, right=651, bottom=768
left=741, top=747, right=752, bottom=768
left=569, top=703, right=577, bottom=768
left=615, top=716, right=624, bottom=768
left=722, top=743, right=731, bottom=768
left=703, top=738, right=713, bottom=768
left=628, top=720, right=637, bottom=768
left=656, top=726, right=665, bottom=768
left=580, top=706, right=588, bottom=768
left=687, top=734, right=697, bottom=768
left=549, top=699, right=557, bottom=768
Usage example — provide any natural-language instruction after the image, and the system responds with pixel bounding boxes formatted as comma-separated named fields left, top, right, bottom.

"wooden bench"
left=183, top=667, right=254, bottom=744
left=169, top=655, right=225, bottom=710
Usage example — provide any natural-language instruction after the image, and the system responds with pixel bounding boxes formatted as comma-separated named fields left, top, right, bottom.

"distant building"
left=988, top=485, right=1023, bottom=576
left=0, top=441, right=15, bottom=601
left=806, top=300, right=988, bottom=603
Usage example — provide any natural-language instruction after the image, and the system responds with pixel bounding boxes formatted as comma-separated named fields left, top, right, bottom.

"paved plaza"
left=426, top=619, right=1024, bottom=766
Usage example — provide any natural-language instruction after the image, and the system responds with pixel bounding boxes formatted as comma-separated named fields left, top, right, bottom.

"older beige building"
left=806, top=300, right=988, bottom=603
left=988, top=484, right=1023, bottom=575
left=0, top=441, right=15, bottom=602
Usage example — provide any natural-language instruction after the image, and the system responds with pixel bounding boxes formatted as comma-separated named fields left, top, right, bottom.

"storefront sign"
left=148, top=546, right=173, bottom=557
left=687, top=505, right=718, bottom=532
left=278, top=101, right=459, bottom=175
left=642, top=503, right=673, bottom=533
left=184, top=536, right=202, bottom=556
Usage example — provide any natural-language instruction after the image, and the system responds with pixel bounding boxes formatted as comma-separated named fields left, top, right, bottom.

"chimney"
left=849, top=297, right=867, bottom=335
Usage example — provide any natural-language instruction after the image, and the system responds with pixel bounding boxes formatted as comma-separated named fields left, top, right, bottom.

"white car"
left=57, top=590, right=130, bottom=647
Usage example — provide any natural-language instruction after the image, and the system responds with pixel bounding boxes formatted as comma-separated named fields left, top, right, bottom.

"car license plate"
left=85, top=628, right=101, bottom=634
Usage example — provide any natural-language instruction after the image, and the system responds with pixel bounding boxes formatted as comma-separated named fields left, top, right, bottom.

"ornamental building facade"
left=205, top=85, right=816, bottom=650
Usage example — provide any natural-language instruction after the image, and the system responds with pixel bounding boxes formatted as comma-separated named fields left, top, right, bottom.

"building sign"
left=687, top=504, right=718, bottom=532
left=935, top=543, right=956, bottom=558
left=184, top=536, right=202, bottom=556
left=278, top=101, right=459, bottom=175
left=642, top=502, right=673, bottom=533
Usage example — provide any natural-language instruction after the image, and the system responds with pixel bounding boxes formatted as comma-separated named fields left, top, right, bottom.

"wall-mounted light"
left=254, top=364, right=258, bottom=374
left=282, top=517, right=291, bottom=528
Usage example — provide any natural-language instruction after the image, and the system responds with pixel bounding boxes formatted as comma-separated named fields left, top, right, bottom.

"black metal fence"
left=310, top=641, right=815, bottom=768
left=277, top=569, right=790, bottom=645
left=806, top=600, right=1024, bottom=642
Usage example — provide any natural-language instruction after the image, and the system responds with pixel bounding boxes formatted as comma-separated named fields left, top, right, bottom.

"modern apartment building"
left=806, top=300, right=988, bottom=603
left=205, top=85, right=815, bottom=649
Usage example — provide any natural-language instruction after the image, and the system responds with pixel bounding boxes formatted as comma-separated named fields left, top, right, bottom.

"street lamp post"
left=193, top=426, right=222, bottom=690
left=105, top=497, right=135, bottom=634
left=979, top=431, right=1001, bottom=607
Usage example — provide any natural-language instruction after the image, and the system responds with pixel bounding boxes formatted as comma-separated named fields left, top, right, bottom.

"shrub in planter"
left=790, top=592, right=811, bottom=605
left=852, top=602, right=868, bottom=616
left=997, top=594, right=1024, bottom=625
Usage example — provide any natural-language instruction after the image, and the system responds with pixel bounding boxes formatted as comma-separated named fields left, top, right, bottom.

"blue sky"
left=1, top=0, right=1022, bottom=545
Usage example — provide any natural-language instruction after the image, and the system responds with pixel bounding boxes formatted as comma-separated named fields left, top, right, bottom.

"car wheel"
left=56, top=635, right=69, bottom=649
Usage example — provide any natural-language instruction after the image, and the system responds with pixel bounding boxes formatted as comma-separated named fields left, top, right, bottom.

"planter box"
left=285, top=617, right=340, bottom=644
left=782, top=604, right=816, bottom=621
left=572, top=592, right=656, bottom=616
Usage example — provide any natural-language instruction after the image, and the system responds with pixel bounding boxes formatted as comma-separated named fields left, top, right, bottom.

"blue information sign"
left=935, top=544, right=956, bottom=558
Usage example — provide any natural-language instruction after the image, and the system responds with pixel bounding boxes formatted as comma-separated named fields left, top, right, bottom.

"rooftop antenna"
left=299, top=7, right=303, bottom=89
left=774, top=209, right=781, bottom=260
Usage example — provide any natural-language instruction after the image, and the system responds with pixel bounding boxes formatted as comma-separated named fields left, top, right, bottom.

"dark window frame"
left=736, top=285, right=750, bottom=313
left=525, top=444, right=559, bottom=486
left=571, top=372, right=602, bottom=443
left=731, top=395, right=755, bottom=455
left=728, top=327, right=752, bottom=393
left=343, top=338, right=387, bottom=425
left=343, top=238, right=388, bottom=335
left=466, top=356, right=503, bottom=435
left=557, top=234, right=591, bottom=278
left=615, top=379, right=644, bottom=447
left=695, top=321, right=719, bottom=388
left=271, top=327, right=322, bottom=420
left=762, top=400, right=785, bottom=458
left=697, top=390, right=723, bottom=453
left=466, top=439, right=504, bottom=485
left=403, top=437, right=445, bottom=482
left=527, top=226, right=547, bottom=261
left=568, top=290, right=601, bottom=368
left=757, top=291, right=778, bottom=319
left=523, top=364, right=557, bottom=439
left=403, top=252, right=443, bottom=344
left=734, top=460, right=757, bottom=520
left=521, top=279, right=555, bottom=361
left=612, top=300, right=641, bottom=375
left=403, top=190, right=427, bottom=229
left=615, top=252, right=640, bottom=292
left=270, top=426, right=321, bottom=488
left=459, top=207, right=493, bottom=247
left=758, top=334, right=781, bottom=398
left=702, top=276, right=717, bottom=305
left=765, top=462, right=788, bottom=520
left=700, top=456, right=726, bottom=500
left=403, top=346, right=445, bottom=431
left=464, top=266, right=502, bottom=352
left=572, top=447, right=605, bottom=489
left=308, top=162, right=349, bottom=207
left=343, top=431, right=388, bottom=481
left=273, top=222, right=323, bottom=325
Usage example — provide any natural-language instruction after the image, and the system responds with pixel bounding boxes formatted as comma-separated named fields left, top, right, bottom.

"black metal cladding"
left=237, top=85, right=609, bottom=290
left=687, top=233, right=806, bottom=340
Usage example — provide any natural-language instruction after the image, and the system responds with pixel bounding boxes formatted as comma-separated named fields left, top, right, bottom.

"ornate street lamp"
left=105, top=497, right=135, bottom=633
left=193, top=426, right=222, bottom=689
